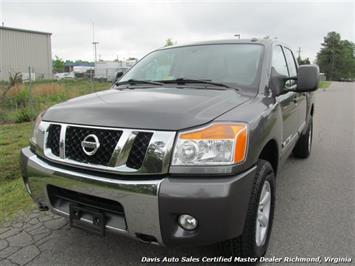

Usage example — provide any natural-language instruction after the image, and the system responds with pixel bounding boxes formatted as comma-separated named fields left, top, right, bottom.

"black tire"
left=221, top=160, right=276, bottom=260
left=293, top=118, right=313, bottom=158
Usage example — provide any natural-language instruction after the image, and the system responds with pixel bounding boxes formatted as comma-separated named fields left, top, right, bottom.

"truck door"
left=272, top=45, right=299, bottom=151
left=283, top=47, right=307, bottom=133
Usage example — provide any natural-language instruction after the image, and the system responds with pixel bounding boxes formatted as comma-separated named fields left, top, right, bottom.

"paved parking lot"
left=0, top=82, right=354, bottom=265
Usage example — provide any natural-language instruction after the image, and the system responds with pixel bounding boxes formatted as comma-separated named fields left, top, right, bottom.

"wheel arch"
left=258, top=139, right=279, bottom=175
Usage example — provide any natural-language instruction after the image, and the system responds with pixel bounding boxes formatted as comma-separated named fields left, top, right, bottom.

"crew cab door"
left=283, top=47, right=307, bottom=133
left=272, top=45, right=299, bottom=150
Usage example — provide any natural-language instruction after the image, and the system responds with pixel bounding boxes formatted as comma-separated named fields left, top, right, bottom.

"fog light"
left=178, top=214, right=198, bottom=230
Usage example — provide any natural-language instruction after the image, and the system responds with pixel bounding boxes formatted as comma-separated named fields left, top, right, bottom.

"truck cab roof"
left=159, top=38, right=290, bottom=51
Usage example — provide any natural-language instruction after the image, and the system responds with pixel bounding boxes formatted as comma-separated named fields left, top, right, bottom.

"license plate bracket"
left=69, top=204, right=105, bottom=236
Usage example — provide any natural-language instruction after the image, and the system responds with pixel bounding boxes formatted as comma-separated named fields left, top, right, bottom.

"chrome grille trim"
left=59, top=124, right=67, bottom=159
left=111, top=130, right=138, bottom=167
left=37, top=121, right=176, bottom=175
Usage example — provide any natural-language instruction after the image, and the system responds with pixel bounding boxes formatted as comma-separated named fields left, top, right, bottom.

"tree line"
left=316, top=32, right=355, bottom=81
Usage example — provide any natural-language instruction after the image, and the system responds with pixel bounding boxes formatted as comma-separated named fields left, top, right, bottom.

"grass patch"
left=0, top=80, right=112, bottom=222
left=319, top=81, right=331, bottom=89
left=0, top=179, right=35, bottom=224
left=0, top=79, right=111, bottom=123
left=0, top=122, right=35, bottom=223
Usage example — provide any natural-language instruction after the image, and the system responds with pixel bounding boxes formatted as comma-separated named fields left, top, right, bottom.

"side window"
left=272, top=45, right=288, bottom=76
left=283, top=48, right=297, bottom=77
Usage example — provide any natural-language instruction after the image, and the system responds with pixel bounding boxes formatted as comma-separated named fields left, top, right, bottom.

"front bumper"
left=20, top=147, right=256, bottom=247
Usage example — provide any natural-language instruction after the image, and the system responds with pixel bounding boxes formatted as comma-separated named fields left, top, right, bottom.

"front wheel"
left=221, top=160, right=275, bottom=259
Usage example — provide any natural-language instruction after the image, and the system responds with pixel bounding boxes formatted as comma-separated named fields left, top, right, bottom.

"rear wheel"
left=221, top=160, right=275, bottom=259
left=293, top=118, right=313, bottom=158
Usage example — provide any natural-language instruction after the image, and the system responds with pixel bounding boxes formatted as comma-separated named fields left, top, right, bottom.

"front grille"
left=65, top=126, right=122, bottom=166
left=47, top=124, right=61, bottom=156
left=126, top=132, right=153, bottom=169
left=42, top=122, right=174, bottom=174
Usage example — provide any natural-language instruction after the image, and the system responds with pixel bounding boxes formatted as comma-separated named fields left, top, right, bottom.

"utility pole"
left=91, top=22, right=99, bottom=91
left=92, top=41, right=99, bottom=62
left=298, top=47, right=302, bottom=59
left=28, top=66, right=33, bottom=119
left=92, top=22, right=99, bottom=62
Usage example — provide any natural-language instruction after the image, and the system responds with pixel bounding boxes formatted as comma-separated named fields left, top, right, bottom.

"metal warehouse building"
left=0, top=26, right=52, bottom=81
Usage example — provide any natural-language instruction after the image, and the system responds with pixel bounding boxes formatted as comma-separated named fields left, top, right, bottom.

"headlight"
left=172, top=123, right=248, bottom=166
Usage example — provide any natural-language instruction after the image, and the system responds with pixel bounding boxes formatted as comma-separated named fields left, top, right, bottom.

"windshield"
left=120, top=44, right=263, bottom=90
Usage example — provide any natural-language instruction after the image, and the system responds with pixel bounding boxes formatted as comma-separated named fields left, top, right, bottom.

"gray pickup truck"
left=20, top=38, right=318, bottom=259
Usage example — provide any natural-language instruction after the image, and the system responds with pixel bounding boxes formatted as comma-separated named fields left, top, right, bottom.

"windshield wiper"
left=115, top=79, right=164, bottom=87
left=155, top=78, right=235, bottom=89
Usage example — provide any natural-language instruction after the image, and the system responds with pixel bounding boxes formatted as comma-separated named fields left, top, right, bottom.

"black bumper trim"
left=158, top=166, right=256, bottom=247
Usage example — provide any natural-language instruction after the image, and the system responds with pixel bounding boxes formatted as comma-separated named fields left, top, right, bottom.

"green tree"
left=164, top=38, right=175, bottom=47
left=297, top=56, right=310, bottom=65
left=53, top=56, right=65, bottom=73
left=316, top=32, right=355, bottom=80
left=64, top=59, right=74, bottom=65
left=338, top=40, right=355, bottom=80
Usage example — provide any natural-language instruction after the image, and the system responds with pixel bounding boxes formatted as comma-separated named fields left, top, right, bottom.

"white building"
left=94, top=59, right=137, bottom=82
left=0, top=26, right=52, bottom=81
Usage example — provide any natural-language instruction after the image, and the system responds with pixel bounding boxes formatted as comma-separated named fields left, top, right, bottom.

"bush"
left=0, top=109, right=8, bottom=123
left=48, top=92, right=67, bottom=102
left=14, top=108, right=34, bottom=123
left=0, top=80, right=111, bottom=124
left=13, top=88, right=30, bottom=108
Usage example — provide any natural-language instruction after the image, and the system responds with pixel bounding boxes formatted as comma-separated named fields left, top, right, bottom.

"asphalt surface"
left=0, top=82, right=354, bottom=266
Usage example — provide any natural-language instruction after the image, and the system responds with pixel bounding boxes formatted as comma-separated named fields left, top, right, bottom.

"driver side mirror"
left=113, top=71, right=123, bottom=83
left=270, top=65, right=319, bottom=96
left=296, top=65, right=319, bottom=92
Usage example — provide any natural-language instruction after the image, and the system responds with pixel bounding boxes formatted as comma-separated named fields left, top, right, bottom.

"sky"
left=0, top=0, right=354, bottom=62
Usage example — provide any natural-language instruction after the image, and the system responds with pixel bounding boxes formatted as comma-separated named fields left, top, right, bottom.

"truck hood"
left=43, top=87, right=250, bottom=130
